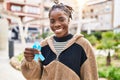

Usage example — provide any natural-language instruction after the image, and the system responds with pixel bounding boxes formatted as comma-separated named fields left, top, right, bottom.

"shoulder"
left=75, top=33, right=92, bottom=48
left=75, top=34, right=94, bottom=57
left=76, top=36, right=92, bottom=47
left=40, top=34, right=54, bottom=47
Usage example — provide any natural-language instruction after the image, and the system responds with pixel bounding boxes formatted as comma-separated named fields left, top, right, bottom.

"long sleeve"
left=21, top=59, right=42, bottom=80
left=80, top=47, right=98, bottom=80
left=76, top=37, right=98, bottom=80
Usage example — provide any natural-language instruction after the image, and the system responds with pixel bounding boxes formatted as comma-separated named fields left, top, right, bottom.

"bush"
left=41, top=32, right=49, bottom=39
left=86, top=35, right=98, bottom=46
left=92, top=31, right=102, bottom=40
left=107, top=67, right=120, bottom=80
left=97, top=56, right=120, bottom=80
left=114, top=33, right=120, bottom=46
left=98, top=66, right=120, bottom=80
left=16, top=53, right=24, bottom=62
left=98, top=67, right=108, bottom=78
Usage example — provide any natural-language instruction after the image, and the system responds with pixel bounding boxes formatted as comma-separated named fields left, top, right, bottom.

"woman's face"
left=49, top=9, right=70, bottom=38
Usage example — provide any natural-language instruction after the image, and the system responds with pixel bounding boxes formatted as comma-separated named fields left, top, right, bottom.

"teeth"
left=55, top=29, right=62, bottom=33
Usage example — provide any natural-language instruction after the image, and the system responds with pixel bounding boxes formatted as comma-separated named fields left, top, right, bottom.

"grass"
left=15, top=53, right=24, bottom=62
left=97, top=55, right=120, bottom=80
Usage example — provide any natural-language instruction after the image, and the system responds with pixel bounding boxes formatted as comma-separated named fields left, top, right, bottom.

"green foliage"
left=41, top=32, right=53, bottom=39
left=41, top=32, right=49, bottom=39
left=114, top=33, right=120, bottom=40
left=114, top=33, right=120, bottom=46
left=107, top=67, right=120, bottom=80
left=97, top=56, right=107, bottom=78
left=97, top=56, right=106, bottom=67
left=113, top=48, right=120, bottom=59
left=82, top=31, right=120, bottom=50
left=81, top=31, right=88, bottom=37
left=98, top=66, right=108, bottom=78
left=16, top=53, right=24, bottom=62
left=91, top=31, right=102, bottom=40
left=81, top=31, right=99, bottom=46
left=98, top=66, right=120, bottom=80
left=36, top=33, right=41, bottom=39
left=97, top=31, right=115, bottom=49
left=97, top=56, right=120, bottom=80
left=101, top=39, right=115, bottom=49
left=96, top=44, right=103, bottom=49
left=86, top=35, right=98, bottom=46
left=102, top=31, right=114, bottom=39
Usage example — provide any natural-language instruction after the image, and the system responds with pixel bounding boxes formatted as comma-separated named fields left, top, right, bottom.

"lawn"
left=97, top=55, right=120, bottom=80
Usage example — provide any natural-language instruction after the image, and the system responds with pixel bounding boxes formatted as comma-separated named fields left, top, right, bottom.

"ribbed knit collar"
left=53, top=34, right=73, bottom=42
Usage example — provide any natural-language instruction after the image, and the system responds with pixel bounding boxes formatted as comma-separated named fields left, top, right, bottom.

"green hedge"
left=99, top=66, right=120, bottom=80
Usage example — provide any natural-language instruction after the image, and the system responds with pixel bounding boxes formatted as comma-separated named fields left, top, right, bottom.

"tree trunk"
left=106, top=51, right=111, bottom=66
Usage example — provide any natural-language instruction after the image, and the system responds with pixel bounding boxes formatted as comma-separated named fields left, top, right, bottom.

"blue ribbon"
left=32, top=42, right=45, bottom=62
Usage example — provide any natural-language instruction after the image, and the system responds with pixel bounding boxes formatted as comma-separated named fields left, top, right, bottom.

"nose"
left=54, top=21, right=61, bottom=27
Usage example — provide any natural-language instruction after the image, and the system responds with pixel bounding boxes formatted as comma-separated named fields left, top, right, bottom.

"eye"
left=50, top=19, right=55, bottom=24
left=59, top=17, right=65, bottom=22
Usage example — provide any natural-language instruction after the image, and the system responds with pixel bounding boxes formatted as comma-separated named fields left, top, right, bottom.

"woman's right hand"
left=24, top=48, right=39, bottom=62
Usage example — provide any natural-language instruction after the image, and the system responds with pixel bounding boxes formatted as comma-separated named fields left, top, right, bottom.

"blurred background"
left=0, top=0, right=120, bottom=80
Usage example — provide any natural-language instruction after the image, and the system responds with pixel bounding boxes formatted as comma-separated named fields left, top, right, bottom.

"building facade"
left=81, top=0, right=113, bottom=32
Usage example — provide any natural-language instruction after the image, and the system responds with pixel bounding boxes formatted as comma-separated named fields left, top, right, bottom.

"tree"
left=97, top=31, right=115, bottom=66
left=113, top=32, right=120, bottom=59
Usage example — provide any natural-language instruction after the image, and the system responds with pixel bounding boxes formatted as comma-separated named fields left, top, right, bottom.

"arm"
left=80, top=48, right=98, bottom=80
left=21, top=47, right=43, bottom=80
left=77, top=37, right=98, bottom=80
left=21, top=59, right=42, bottom=80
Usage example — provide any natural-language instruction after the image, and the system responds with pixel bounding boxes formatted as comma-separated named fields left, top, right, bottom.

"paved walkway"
left=0, top=56, right=25, bottom=80
left=0, top=50, right=25, bottom=80
left=0, top=42, right=33, bottom=80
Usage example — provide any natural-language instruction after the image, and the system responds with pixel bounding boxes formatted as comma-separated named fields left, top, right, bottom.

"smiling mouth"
left=55, top=28, right=63, bottom=33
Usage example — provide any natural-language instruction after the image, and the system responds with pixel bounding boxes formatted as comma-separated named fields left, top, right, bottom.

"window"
left=95, top=15, right=98, bottom=19
left=90, top=9, right=94, bottom=13
left=23, top=6, right=40, bottom=14
left=11, top=5, right=22, bottom=12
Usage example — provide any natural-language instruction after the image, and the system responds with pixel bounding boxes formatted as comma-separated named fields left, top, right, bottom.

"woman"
left=21, top=2, right=98, bottom=80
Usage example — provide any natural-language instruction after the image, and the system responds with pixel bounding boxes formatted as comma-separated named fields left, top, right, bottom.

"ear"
left=68, top=18, right=70, bottom=23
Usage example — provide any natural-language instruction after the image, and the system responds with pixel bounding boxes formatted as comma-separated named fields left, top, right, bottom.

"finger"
left=24, top=50, right=34, bottom=55
left=25, top=48, right=39, bottom=54
left=24, top=53, right=34, bottom=57
left=25, top=48, right=34, bottom=51
left=33, top=50, right=40, bottom=54
left=25, top=56, right=34, bottom=62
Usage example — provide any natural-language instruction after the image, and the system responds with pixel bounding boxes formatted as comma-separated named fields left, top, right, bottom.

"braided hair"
left=49, top=1, right=73, bottom=19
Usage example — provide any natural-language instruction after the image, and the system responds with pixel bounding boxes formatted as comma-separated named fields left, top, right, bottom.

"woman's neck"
left=53, top=34, right=73, bottom=42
